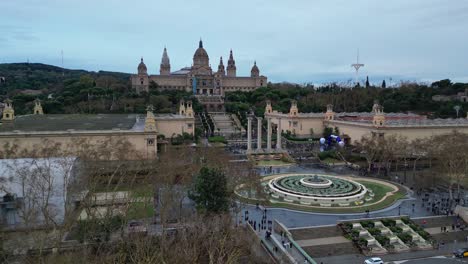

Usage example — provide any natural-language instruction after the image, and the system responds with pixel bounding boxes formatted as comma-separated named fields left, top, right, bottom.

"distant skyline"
left=1, top=0, right=468, bottom=84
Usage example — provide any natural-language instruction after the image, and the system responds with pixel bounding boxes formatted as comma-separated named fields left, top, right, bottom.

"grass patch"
left=208, top=135, right=227, bottom=144
left=127, top=202, right=155, bottom=219
left=321, top=158, right=343, bottom=164
left=256, top=160, right=293, bottom=167
left=358, top=180, right=393, bottom=201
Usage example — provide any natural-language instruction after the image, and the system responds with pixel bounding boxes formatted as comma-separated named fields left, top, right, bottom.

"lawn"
left=321, top=157, right=344, bottom=164
left=127, top=201, right=155, bottom=219
left=256, top=159, right=293, bottom=167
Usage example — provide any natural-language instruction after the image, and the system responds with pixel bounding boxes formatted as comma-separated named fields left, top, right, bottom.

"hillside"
left=0, top=63, right=195, bottom=115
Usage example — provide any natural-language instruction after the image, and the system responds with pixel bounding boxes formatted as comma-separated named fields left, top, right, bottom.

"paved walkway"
left=296, top=236, right=349, bottom=247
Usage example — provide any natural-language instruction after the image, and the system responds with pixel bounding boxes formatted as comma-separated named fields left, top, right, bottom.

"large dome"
left=138, top=58, right=147, bottom=74
left=193, top=40, right=209, bottom=67
left=194, top=47, right=208, bottom=58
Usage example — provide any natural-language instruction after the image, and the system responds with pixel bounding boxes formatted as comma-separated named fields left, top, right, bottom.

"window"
left=293, top=121, right=298, bottom=127
left=147, top=139, right=155, bottom=146
left=188, top=124, right=193, bottom=128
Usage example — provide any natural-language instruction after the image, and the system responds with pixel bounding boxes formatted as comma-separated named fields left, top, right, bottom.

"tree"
left=323, top=127, right=333, bottom=138
left=189, top=167, right=229, bottom=213
left=382, top=80, right=386, bottom=88
left=365, top=76, right=370, bottom=88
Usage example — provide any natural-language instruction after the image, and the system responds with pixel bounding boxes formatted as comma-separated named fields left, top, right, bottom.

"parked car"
left=365, top=257, right=383, bottom=264
left=453, top=248, right=468, bottom=258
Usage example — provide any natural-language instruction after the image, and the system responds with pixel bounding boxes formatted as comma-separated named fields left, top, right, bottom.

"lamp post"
left=404, top=162, right=408, bottom=184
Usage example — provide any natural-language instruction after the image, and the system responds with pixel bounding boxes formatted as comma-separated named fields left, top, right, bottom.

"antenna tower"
left=351, top=49, right=364, bottom=87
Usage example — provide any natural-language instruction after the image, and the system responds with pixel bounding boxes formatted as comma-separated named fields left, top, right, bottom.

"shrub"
left=397, top=233, right=413, bottom=244
left=343, top=222, right=353, bottom=231
left=367, top=228, right=381, bottom=236
left=417, top=230, right=431, bottom=240
left=375, top=235, right=390, bottom=246
left=351, top=229, right=360, bottom=238
left=401, top=217, right=411, bottom=224
left=390, top=226, right=403, bottom=233
left=360, top=220, right=375, bottom=228
left=382, top=219, right=396, bottom=227
left=318, top=150, right=338, bottom=160
left=408, top=223, right=425, bottom=233
left=358, top=238, right=368, bottom=246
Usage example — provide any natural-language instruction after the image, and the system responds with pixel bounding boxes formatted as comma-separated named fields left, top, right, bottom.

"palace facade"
left=0, top=100, right=195, bottom=160
left=131, top=40, right=267, bottom=95
left=263, top=100, right=468, bottom=144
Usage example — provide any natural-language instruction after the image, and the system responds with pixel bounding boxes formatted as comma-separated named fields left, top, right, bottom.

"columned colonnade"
left=247, top=116, right=281, bottom=153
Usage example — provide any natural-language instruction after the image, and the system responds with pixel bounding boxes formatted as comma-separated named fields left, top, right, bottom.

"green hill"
left=0, top=63, right=194, bottom=115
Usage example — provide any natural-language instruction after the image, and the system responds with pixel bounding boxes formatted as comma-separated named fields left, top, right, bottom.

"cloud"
left=1, top=0, right=468, bottom=83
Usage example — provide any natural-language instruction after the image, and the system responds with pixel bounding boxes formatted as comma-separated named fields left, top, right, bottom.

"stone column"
left=257, top=117, right=263, bottom=151
left=276, top=118, right=282, bottom=150
left=247, top=117, right=252, bottom=152
left=267, top=118, right=272, bottom=152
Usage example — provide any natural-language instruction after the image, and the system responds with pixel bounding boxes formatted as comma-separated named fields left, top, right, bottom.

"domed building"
left=131, top=40, right=267, bottom=102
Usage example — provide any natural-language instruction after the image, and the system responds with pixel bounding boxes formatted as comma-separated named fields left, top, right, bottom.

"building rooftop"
left=0, top=114, right=140, bottom=132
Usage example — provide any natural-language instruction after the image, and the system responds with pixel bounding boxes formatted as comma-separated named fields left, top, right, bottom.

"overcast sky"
left=1, top=0, right=468, bottom=84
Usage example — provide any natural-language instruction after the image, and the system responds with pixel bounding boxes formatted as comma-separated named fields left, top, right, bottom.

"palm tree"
left=454, top=105, right=461, bottom=118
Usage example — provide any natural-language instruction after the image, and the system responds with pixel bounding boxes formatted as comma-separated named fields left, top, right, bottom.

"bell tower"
left=2, top=99, right=15, bottom=121
left=185, top=101, right=194, bottom=117
left=144, top=105, right=157, bottom=132
left=33, top=99, right=44, bottom=115
left=289, top=100, right=298, bottom=117
left=373, top=104, right=385, bottom=127
left=265, top=100, right=272, bottom=114
left=160, top=47, right=171, bottom=75
left=324, top=104, right=335, bottom=120
left=226, top=50, right=237, bottom=77
left=179, top=99, right=186, bottom=115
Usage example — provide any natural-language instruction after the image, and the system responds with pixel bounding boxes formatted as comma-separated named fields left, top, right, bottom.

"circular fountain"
left=267, top=174, right=368, bottom=206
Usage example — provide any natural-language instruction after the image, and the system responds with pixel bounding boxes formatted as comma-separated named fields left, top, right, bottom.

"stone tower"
left=185, top=101, right=194, bottom=117
left=289, top=100, right=298, bottom=117
left=144, top=105, right=157, bottom=132
left=137, top=57, right=149, bottom=93
left=160, top=47, right=171, bottom=75
left=33, top=99, right=44, bottom=115
left=179, top=99, right=186, bottom=115
left=265, top=100, right=272, bottom=114
left=226, top=49, right=236, bottom=77
left=2, top=99, right=14, bottom=121
left=251, top=61, right=259, bottom=77
left=325, top=104, right=335, bottom=120
left=217, top=57, right=225, bottom=76
left=373, top=104, right=385, bottom=127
